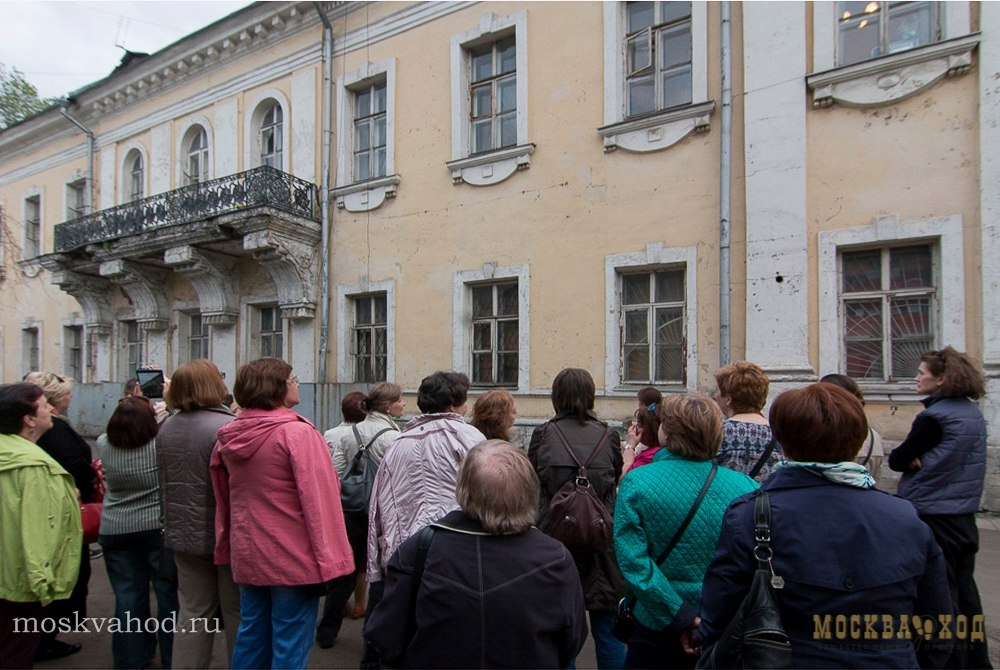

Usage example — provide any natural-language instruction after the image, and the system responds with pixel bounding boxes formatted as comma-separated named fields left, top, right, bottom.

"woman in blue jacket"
left=889, top=346, right=990, bottom=668
left=696, top=383, right=953, bottom=668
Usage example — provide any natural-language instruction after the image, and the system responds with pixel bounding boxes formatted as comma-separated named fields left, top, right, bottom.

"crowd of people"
left=0, top=346, right=992, bottom=669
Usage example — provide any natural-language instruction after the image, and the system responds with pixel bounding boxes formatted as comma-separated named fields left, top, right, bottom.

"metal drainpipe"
left=719, top=1, right=733, bottom=367
left=315, top=2, right=334, bottom=382
left=59, top=103, right=95, bottom=216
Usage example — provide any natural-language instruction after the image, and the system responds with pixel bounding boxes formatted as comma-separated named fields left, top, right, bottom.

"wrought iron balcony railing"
left=54, top=166, right=319, bottom=253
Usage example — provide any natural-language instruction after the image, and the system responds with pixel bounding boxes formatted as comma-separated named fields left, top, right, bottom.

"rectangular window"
left=22, top=327, right=39, bottom=373
left=354, top=82, right=387, bottom=182
left=470, top=37, right=517, bottom=154
left=838, top=1, right=939, bottom=66
left=125, top=321, right=143, bottom=381
left=621, top=269, right=686, bottom=384
left=189, top=314, right=209, bottom=361
left=625, top=1, right=692, bottom=117
left=65, top=326, right=83, bottom=381
left=470, top=282, right=519, bottom=386
left=841, top=244, right=935, bottom=381
left=352, top=293, right=387, bottom=383
left=258, top=306, right=283, bottom=359
left=66, top=180, right=86, bottom=220
left=24, top=195, right=41, bottom=258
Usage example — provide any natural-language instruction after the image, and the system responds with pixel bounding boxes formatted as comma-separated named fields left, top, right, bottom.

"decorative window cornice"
left=598, top=101, right=715, bottom=154
left=446, top=144, right=534, bottom=187
left=807, top=33, right=980, bottom=109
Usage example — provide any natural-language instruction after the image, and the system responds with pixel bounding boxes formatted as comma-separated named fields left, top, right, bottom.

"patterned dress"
left=714, top=419, right=783, bottom=482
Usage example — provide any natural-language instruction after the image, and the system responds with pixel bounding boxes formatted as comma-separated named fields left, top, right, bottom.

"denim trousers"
left=231, top=584, right=319, bottom=670
left=100, top=530, right=179, bottom=670
left=567, top=610, right=626, bottom=670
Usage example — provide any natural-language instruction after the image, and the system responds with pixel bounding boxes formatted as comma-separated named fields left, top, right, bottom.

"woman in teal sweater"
left=614, top=393, right=758, bottom=669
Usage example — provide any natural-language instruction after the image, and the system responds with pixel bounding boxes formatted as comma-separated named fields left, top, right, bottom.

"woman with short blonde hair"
left=712, top=361, right=783, bottom=481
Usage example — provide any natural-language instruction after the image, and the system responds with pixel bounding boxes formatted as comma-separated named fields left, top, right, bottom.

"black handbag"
left=696, top=492, right=792, bottom=669
left=612, top=463, right=718, bottom=644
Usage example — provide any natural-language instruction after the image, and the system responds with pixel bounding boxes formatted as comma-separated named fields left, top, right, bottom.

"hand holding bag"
left=695, top=492, right=792, bottom=669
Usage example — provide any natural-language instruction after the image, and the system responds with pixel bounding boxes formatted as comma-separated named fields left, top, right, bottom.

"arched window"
left=184, top=126, right=209, bottom=185
left=127, top=150, right=144, bottom=202
left=260, top=104, right=283, bottom=169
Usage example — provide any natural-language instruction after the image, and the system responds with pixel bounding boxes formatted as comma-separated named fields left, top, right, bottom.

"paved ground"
left=35, top=516, right=1000, bottom=669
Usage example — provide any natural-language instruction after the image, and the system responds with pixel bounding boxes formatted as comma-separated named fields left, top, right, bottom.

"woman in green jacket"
left=614, top=393, right=757, bottom=669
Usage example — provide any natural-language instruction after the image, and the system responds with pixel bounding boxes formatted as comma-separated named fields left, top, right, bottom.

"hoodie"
left=210, top=407, right=354, bottom=586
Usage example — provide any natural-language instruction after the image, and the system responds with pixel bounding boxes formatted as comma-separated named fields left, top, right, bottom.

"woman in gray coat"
left=156, top=359, right=239, bottom=669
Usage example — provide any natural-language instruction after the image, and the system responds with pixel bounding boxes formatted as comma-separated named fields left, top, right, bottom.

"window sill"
left=446, top=143, right=535, bottom=186
left=598, top=101, right=715, bottom=154
left=807, top=33, right=980, bottom=109
left=333, top=175, right=401, bottom=213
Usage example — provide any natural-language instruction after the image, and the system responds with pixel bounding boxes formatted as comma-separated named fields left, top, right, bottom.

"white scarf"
left=778, top=460, right=875, bottom=489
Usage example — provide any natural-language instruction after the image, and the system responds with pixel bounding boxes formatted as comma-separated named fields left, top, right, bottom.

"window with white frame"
left=354, top=82, right=387, bottom=182
left=352, top=293, right=387, bottom=383
left=124, top=321, right=143, bottom=381
left=625, top=1, right=693, bottom=117
left=840, top=244, right=935, bottom=381
left=126, top=150, right=144, bottom=202
left=470, top=282, right=519, bottom=387
left=448, top=12, right=532, bottom=186
left=470, top=38, right=517, bottom=154
left=257, top=305, right=283, bottom=358
left=189, top=313, right=209, bottom=361
left=837, top=1, right=939, bottom=67
left=22, top=327, right=39, bottom=374
left=23, top=195, right=41, bottom=258
left=260, top=104, right=284, bottom=170
left=600, top=2, right=710, bottom=153
left=64, top=325, right=83, bottom=381
left=184, top=126, right=210, bottom=185
left=620, top=269, right=686, bottom=384
left=66, top=179, right=86, bottom=220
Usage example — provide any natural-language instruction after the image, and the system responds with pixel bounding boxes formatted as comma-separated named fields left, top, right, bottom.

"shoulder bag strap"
left=352, top=424, right=365, bottom=450
left=364, top=427, right=394, bottom=451
left=551, top=422, right=611, bottom=470
left=748, top=438, right=778, bottom=479
left=549, top=421, right=584, bottom=468
left=753, top=491, right=772, bottom=569
left=653, top=462, right=718, bottom=566
left=623, top=462, right=718, bottom=610
left=861, top=428, right=875, bottom=466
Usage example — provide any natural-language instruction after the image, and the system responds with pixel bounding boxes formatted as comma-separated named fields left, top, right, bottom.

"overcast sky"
left=1, top=1, right=252, bottom=100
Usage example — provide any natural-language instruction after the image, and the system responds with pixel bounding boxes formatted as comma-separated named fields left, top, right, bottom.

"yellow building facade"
left=1, top=1, right=997, bottom=507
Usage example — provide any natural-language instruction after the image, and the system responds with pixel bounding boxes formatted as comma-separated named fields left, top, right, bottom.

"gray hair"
left=456, top=440, right=539, bottom=535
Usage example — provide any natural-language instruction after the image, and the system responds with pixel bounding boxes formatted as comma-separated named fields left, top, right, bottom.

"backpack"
left=340, top=425, right=393, bottom=513
left=542, top=422, right=615, bottom=553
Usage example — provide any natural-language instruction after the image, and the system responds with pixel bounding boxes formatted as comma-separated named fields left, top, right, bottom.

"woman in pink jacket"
left=211, top=358, right=354, bottom=669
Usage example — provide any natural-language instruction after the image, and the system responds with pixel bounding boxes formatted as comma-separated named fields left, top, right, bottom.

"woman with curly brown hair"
left=471, top=389, right=517, bottom=442
left=889, top=346, right=990, bottom=668
left=712, top=361, right=783, bottom=481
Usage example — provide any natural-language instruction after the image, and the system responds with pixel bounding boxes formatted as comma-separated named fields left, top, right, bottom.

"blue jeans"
left=100, top=530, right=179, bottom=670
left=590, top=609, right=627, bottom=670
left=232, top=584, right=319, bottom=670
left=568, top=610, right=626, bottom=670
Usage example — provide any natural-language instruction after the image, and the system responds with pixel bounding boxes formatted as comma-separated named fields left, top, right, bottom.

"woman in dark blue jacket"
left=889, top=346, right=990, bottom=668
left=695, top=383, right=953, bottom=668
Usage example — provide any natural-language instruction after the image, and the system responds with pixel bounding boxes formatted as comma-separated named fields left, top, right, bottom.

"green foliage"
left=0, top=63, right=57, bottom=129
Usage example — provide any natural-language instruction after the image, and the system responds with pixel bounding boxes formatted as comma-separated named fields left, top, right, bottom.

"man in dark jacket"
left=365, top=440, right=587, bottom=669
